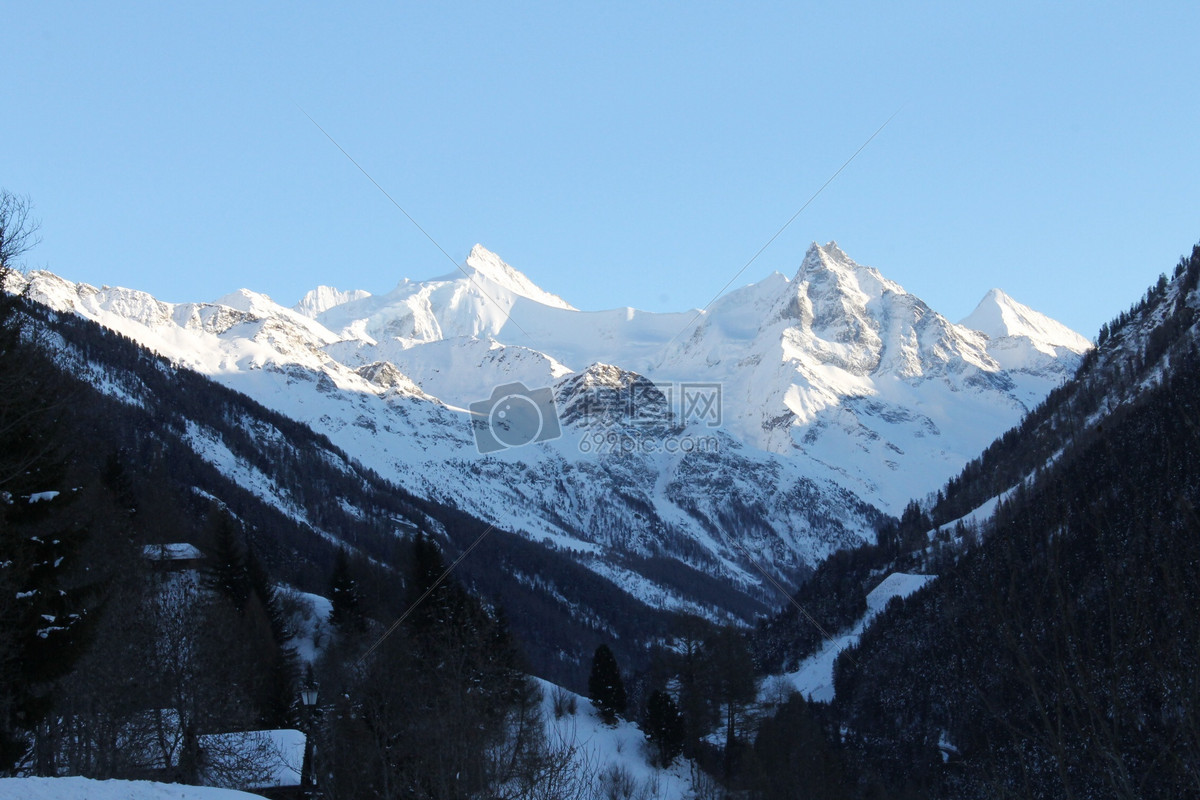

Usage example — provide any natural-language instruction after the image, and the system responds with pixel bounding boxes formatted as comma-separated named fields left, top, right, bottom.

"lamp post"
left=300, top=683, right=318, bottom=798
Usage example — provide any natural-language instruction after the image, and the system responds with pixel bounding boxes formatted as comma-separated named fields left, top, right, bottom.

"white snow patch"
left=772, top=572, right=936, bottom=703
left=279, top=586, right=333, bottom=666
left=0, top=777, right=264, bottom=800
left=533, top=678, right=698, bottom=799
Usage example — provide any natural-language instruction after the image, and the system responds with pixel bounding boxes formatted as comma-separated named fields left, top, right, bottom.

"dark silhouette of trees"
left=831, top=242, right=1200, bottom=799
left=0, top=196, right=95, bottom=774
left=0, top=191, right=39, bottom=274
left=588, top=644, right=627, bottom=725
left=752, top=696, right=849, bottom=800
left=644, top=689, right=684, bottom=767
left=327, top=548, right=362, bottom=635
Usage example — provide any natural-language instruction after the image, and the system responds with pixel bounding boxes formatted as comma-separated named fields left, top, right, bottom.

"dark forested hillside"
left=824, top=243, right=1200, bottom=799
left=7, top=296, right=700, bottom=688
left=933, top=244, right=1200, bottom=526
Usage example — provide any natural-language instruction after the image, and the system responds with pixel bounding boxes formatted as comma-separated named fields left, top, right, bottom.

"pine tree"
left=246, top=546, right=299, bottom=727
left=0, top=228, right=93, bottom=771
left=588, top=644, right=627, bottom=724
left=708, top=627, right=756, bottom=779
left=327, top=548, right=362, bottom=634
left=202, top=507, right=250, bottom=611
left=645, top=689, right=684, bottom=767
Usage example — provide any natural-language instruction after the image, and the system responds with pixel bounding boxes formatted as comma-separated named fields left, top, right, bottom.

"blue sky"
left=3, top=2, right=1198, bottom=337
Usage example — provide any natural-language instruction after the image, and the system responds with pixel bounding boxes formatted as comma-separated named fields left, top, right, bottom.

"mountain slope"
left=830, top=242, right=1200, bottom=799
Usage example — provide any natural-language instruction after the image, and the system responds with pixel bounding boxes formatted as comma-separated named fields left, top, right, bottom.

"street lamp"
left=300, top=683, right=319, bottom=798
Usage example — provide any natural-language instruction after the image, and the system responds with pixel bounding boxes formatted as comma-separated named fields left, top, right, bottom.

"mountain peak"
left=461, top=245, right=576, bottom=310
left=214, top=288, right=278, bottom=316
left=961, top=289, right=1092, bottom=353
left=798, top=241, right=854, bottom=275
left=788, top=241, right=901, bottom=311
left=294, top=285, right=372, bottom=318
left=814, top=240, right=852, bottom=262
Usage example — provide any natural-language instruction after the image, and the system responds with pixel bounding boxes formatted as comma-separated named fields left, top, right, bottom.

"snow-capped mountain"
left=12, top=242, right=1090, bottom=616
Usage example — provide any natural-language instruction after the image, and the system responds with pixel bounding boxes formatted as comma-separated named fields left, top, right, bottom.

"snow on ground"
left=0, top=777, right=264, bottom=800
left=769, top=572, right=936, bottom=703
left=199, top=728, right=304, bottom=789
left=278, top=586, right=332, bottom=666
left=533, top=678, right=698, bottom=799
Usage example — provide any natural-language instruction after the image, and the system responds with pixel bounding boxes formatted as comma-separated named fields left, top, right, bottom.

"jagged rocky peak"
left=792, top=242, right=899, bottom=302
left=556, top=363, right=674, bottom=428
left=295, top=285, right=372, bottom=318
left=461, top=244, right=577, bottom=310
left=353, top=360, right=428, bottom=398
left=355, top=360, right=408, bottom=388
left=777, top=242, right=894, bottom=349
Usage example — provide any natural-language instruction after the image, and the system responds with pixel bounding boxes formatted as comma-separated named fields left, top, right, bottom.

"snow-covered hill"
left=10, top=243, right=1089, bottom=616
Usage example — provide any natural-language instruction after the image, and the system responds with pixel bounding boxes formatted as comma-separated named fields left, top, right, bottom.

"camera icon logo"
left=469, top=382, right=563, bottom=454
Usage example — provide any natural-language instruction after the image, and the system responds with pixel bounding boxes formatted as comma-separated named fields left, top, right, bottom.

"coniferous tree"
left=203, top=507, right=250, bottom=611
left=0, top=202, right=94, bottom=773
left=324, top=533, right=536, bottom=797
left=245, top=546, right=299, bottom=727
left=588, top=644, right=627, bottom=724
left=708, top=627, right=756, bottom=779
left=327, top=548, right=362, bottom=634
left=645, top=689, right=684, bottom=767
left=753, top=696, right=849, bottom=800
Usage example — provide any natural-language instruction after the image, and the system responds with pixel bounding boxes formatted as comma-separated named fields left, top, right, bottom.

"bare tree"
left=0, top=190, right=40, bottom=276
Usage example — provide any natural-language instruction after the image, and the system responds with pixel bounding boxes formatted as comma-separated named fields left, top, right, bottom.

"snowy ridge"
left=293, top=285, right=372, bottom=318
left=460, top=243, right=577, bottom=310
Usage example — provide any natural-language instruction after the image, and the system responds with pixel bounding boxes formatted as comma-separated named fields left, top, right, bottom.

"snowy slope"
left=532, top=678, right=698, bottom=799
left=10, top=243, right=1087, bottom=618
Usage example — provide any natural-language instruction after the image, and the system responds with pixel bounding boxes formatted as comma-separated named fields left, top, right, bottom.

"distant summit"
left=459, top=244, right=577, bottom=311
left=961, top=288, right=1093, bottom=353
left=294, top=286, right=372, bottom=318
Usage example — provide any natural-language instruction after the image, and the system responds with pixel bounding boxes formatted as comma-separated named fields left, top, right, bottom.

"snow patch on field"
left=0, top=777, right=264, bottom=800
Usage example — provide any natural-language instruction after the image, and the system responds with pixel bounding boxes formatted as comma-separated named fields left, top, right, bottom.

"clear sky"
left=3, top=2, right=1198, bottom=338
